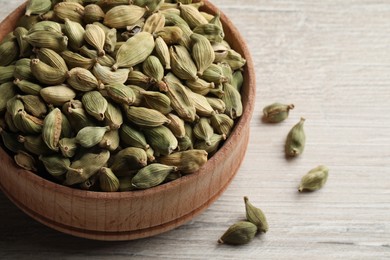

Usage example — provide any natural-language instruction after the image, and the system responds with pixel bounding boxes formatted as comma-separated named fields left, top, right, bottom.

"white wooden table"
left=0, top=0, right=389, bottom=259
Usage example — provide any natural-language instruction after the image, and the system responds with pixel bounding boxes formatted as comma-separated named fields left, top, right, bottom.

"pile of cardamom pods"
left=0, top=0, right=246, bottom=192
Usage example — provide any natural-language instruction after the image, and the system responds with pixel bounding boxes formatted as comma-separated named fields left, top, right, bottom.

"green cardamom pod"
left=104, top=101, right=123, bottom=129
left=154, top=26, right=183, bottom=45
left=0, top=65, right=16, bottom=84
left=17, top=95, right=47, bottom=118
left=131, top=163, right=177, bottom=189
left=99, top=167, right=120, bottom=192
left=263, top=103, right=295, bottom=123
left=191, top=33, right=215, bottom=76
left=0, top=128, right=25, bottom=153
left=29, top=21, right=62, bottom=34
left=231, top=70, right=244, bottom=92
left=193, top=23, right=224, bottom=43
left=14, top=27, right=31, bottom=58
left=206, top=97, right=226, bottom=114
left=218, top=221, right=257, bottom=245
left=64, top=149, right=110, bottom=185
left=222, top=83, right=242, bottom=119
left=299, top=165, right=329, bottom=192
left=39, top=154, right=71, bottom=177
left=103, top=5, right=146, bottom=29
left=188, top=91, right=215, bottom=117
left=75, top=126, right=110, bottom=148
left=99, top=129, right=120, bottom=151
left=285, top=117, right=306, bottom=157
left=110, top=147, right=148, bottom=175
left=84, top=24, right=106, bottom=56
left=142, top=55, right=167, bottom=91
left=84, top=4, right=105, bottom=24
left=42, top=108, right=62, bottom=151
left=120, top=123, right=150, bottom=150
left=166, top=113, right=185, bottom=138
left=14, top=151, right=37, bottom=172
left=16, top=15, right=40, bottom=30
left=177, top=135, right=193, bottom=151
left=186, top=78, right=215, bottom=96
left=14, top=58, right=34, bottom=81
left=0, top=39, right=19, bottom=66
left=67, top=67, right=102, bottom=92
left=193, top=118, right=214, bottom=145
left=158, top=149, right=208, bottom=174
left=178, top=2, right=208, bottom=29
left=169, top=45, right=198, bottom=81
left=82, top=91, right=108, bottom=121
left=210, top=113, right=234, bottom=137
left=105, top=83, right=136, bottom=105
left=54, top=2, right=85, bottom=24
left=244, top=196, right=269, bottom=233
left=141, top=90, right=172, bottom=115
left=79, top=45, right=116, bottom=67
left=223, top=49, right=247, bottom=70
left=24, top=30, right=68, bottom=52
left=63, top=18, right=86, bottom=51
left=30, top=59, right=68, bottom=85
left=125, top=106, right=171, bottom=128
left=25, top=0, right=52, bottom=16
left=127, top=70, right=152, bottom=89
left=93, top=62, right=130, bottom=84
left=58, top=137, right=78, bottom=158
left=14, top=110, right=43, bottom=134
left=194, top=133, right=226, bottom=155
left=201, top=64, right=228, bottom=84
left=6, top=96, right=24, bottom=117
left=36, top=48, right=69, bottom=73
left=113, top=32, right=155, bottom=70
left=154, top=36, right=171, bottom=70
left=143, top=11, right=165, bottom=34
left=40, top=85, right=77, bottom=106
left=0, top=82, right=17, bottom=113
left=144, top=125, right=178, bottom=156
left=61, top=50, right=95, bottom=70
left=14, top=79, right=42, bottom=95
left=17, top=134, right=53, bottom=156
left=63, top=106, right=96, bottom=133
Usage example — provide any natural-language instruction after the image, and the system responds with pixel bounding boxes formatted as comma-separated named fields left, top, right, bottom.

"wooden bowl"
left=0, top=1, right=255, bottom=241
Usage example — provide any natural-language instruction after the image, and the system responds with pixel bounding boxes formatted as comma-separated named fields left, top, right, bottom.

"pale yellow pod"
left=84, top=24, right=106, bottom=56
left=40, top=85, right=77, bottom=106
left=143, top=12, right=165, bottom=34
left=103, top=5, right=146, bottom=29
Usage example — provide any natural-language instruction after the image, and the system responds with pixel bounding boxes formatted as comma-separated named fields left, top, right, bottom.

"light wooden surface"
left=1, top=0, right=389, bottom=258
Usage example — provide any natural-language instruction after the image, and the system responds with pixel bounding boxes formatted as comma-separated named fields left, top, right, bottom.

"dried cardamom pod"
left=17, top=95, right=47, bottom=118
left=143, top=12, right=165, bottom=34
left=16, top=15, right=40, bottom=30
left=0, top=82, right=17, bottom=113
left=63, top=18, right=85, bottom=50
left=263, top=103, right=294, bottom=123
left=17, top=134, right=53, bottom=156
left=285, top=117, right=306, bottom=157
left=132, top=0, right=164, bottom=13
left=80, top=45, right=116, bottom=66
left=64, top=149, right=110, bottom=185
left=141, top=90, right=172, bottom=115
left=67, top=67, right=102, bottom=92
left=154, top=26, right=183, bottom=45
left=105, top=83, right=136, bottom=105
left=218, top=221, right=257, bottom=245
left=36, top=48, right=68, bottom=73
left=82, top=91, right=108, bottom=121
left=4, top=112, right=19, bottom=133
left=0, top=66, right=16, bottom=83
left=84, top=24, right=106, bottom=56
left=222, top=83, right=243, bottom=119
left=103, top=5, right=146, bottom=29
left=210, top=113, right=234, bottom=137
left=13, top=58, right=34, bottom=81
left=14, top=151, right=37, bottom=172
left=99, top=167, right=120, bottom=192
left=178, top=2, right=208, bottom=29
left=41, top=108, right=62, bottom=151
left=125, top=106, right=171, bottom=128
left=14, top=27, right=31, bottom=58
left=94, top=23, right=117, bottom=54
left=232, top=70, right=244, bottom=92
left=193, top=23, right=224, bottom=43
left=194, top=133, right=226, bottom=155
left=244, top=196, right=268, bottom=233
left=0, top=39, right=19, bottom=66
left=166, top=113, right=185, bottom=138
left=30, top=59, right=68, bottom=85
left=39, top=154, right=71, bottom=177
left=191, top=33, right=215, bottom=76
left=99, top=129, right=120, bottom=151
left=53, top=2, right=85, bottom=24
left=25, top=0, right=52, bottom=16
left=75, top=126, right=110, bottom=148
left=144, top=125, right=178, bottom=156
left=29, top=20, right=62, bottom=34
left=24, top=30, right=68, bottom=52
left=193, top=118, right=214, bottom=145
left=93, top=62, right=129, bottom=84
left=154, top=36, right=171, bottom=70
left=40, top=85, right=77, bottom=106
left=127, top=70, right=152, bottom=89
left=212, top=42, right=229, bottom=63
left=206, top=97, right=226, bottom=114
left=6, top=96, right=24, bottom=117
left=104, top=101, right=123, bottom=129
left=58, top=137, right=78, bottom=158
left=14, top=110, right=43, bottom=134
left=177, top=135, right=193, bottom=151
left=142, top=55, right=167, bottom=91
left=188, top=91, right=215, bottom=117
left=120, top=123, right=150, bottom=150
left=131, top=163, right=177, bottom=189
left=61, top=50, right=95, bottom=70
left=201, top=63, right=228, bottom=84
left=0, top=129, right=25, bottom=153
left=164, top=73, right=196, bottom=122
left=223, top=49, right=247, bottom=70
left=299, top=165, right=329, bottom=192
left=158, top=149, right=208, bottom=174
left=113, top=32, right=155, bottom=70
left=110, top=147, right=148, bottom=174
left=186, top=78, right=215, bottom=96
left=163, top=11, right=188, bottom=27
left=169, top=45, right=198, bottom=81
left=84, top=4, right=105, bottom=24
left=14, top=79, right=42, bottom=95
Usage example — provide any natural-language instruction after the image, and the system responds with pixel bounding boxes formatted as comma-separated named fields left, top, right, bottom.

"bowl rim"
left=0, top=0, right=256, bottom=200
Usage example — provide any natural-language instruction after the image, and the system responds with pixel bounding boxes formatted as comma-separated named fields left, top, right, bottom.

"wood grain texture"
left=0, top=0, right=390, bottom=258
